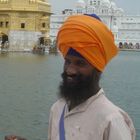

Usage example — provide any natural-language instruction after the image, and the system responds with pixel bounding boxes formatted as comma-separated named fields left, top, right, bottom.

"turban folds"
left=57, top=15, right=118, bottom=71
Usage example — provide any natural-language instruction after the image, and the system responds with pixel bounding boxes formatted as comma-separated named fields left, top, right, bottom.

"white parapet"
left=8, top=31, right=42, bottom=51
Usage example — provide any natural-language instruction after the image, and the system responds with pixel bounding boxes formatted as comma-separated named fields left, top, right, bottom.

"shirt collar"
left=65, top=88, right=104, bottom=117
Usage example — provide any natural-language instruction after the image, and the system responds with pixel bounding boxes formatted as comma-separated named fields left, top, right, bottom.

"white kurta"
left=48, top=89, right=135, bottom=140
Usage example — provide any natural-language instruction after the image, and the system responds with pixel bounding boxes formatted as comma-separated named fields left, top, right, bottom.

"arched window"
left=90, top=0, right=93, bottom=5
left=102, top=10, right=104, bottom=13
left=94, top=0, right=96, bottom=5
left=0, top=22, right=3, bottom=27
left=5, top=21, right=9, bottom=28
left=21, top=23, right=25, bottom=28
left=42, top=22, right=46, bottom=28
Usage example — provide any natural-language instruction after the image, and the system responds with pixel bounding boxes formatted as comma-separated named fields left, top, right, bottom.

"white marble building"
left=50, top=0, right=140, bottom=48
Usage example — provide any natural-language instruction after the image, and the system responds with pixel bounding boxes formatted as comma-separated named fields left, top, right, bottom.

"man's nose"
left=65, top=64, right=77, bottom=75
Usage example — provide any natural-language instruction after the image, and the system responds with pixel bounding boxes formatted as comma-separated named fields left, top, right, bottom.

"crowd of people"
left=119, top=42, right=140, bottom=49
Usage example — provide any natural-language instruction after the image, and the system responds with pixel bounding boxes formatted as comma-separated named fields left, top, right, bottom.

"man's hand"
left=5, top=135, right=27, bottom=140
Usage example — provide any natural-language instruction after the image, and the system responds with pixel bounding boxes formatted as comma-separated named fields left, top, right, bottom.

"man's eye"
left=76, top=61, right=86, bottom=66
left=65, top=59, right=71, bottom=65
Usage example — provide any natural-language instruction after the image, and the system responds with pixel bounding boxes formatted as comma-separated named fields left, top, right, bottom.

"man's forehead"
left=65, top=48, right=94, bottom=67
left=65, top=54, right=85, bottom=60
left=65, top=54, right=91, bottom=66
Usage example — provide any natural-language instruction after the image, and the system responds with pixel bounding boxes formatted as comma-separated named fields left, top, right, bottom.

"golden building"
left=0, top=0, right=51, bottom=50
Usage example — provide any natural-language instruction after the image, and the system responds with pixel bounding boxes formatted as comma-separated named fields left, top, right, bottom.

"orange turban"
left=57, top=15, right=118, bottom=71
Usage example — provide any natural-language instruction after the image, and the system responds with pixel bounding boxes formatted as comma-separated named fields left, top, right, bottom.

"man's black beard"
left=59, top=70, right=101, bottom=108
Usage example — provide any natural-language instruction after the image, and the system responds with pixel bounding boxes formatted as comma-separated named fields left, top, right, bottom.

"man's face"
left=59, top=54, right=100, bottom=105
left=63, top=55, right=94, bottom=87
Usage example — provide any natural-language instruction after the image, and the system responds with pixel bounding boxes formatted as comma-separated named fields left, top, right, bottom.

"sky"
left=48, top=0, right=140, bottom=15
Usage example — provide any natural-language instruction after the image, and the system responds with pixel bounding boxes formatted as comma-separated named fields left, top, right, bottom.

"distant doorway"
left=0, top=33, right=9, bottom=49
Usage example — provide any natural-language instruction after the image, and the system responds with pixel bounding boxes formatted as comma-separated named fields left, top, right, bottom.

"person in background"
left=5, top=136, right=26, bottom=140
left=1, top=33, right=8, bottom=46
left=48, top=14, right=136, bottom=140
left=5, top=14, right=136, bottom=140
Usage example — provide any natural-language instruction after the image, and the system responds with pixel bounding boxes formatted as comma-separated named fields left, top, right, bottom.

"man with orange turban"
left=48, top=14, right=135, bottom=140
left=5, top=14, right=135, bottom=140
left=57, top=14, right=118, bottom=71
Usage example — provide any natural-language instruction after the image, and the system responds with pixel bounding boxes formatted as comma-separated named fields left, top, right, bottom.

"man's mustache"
left=61, top=72, right=82, bottom=81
